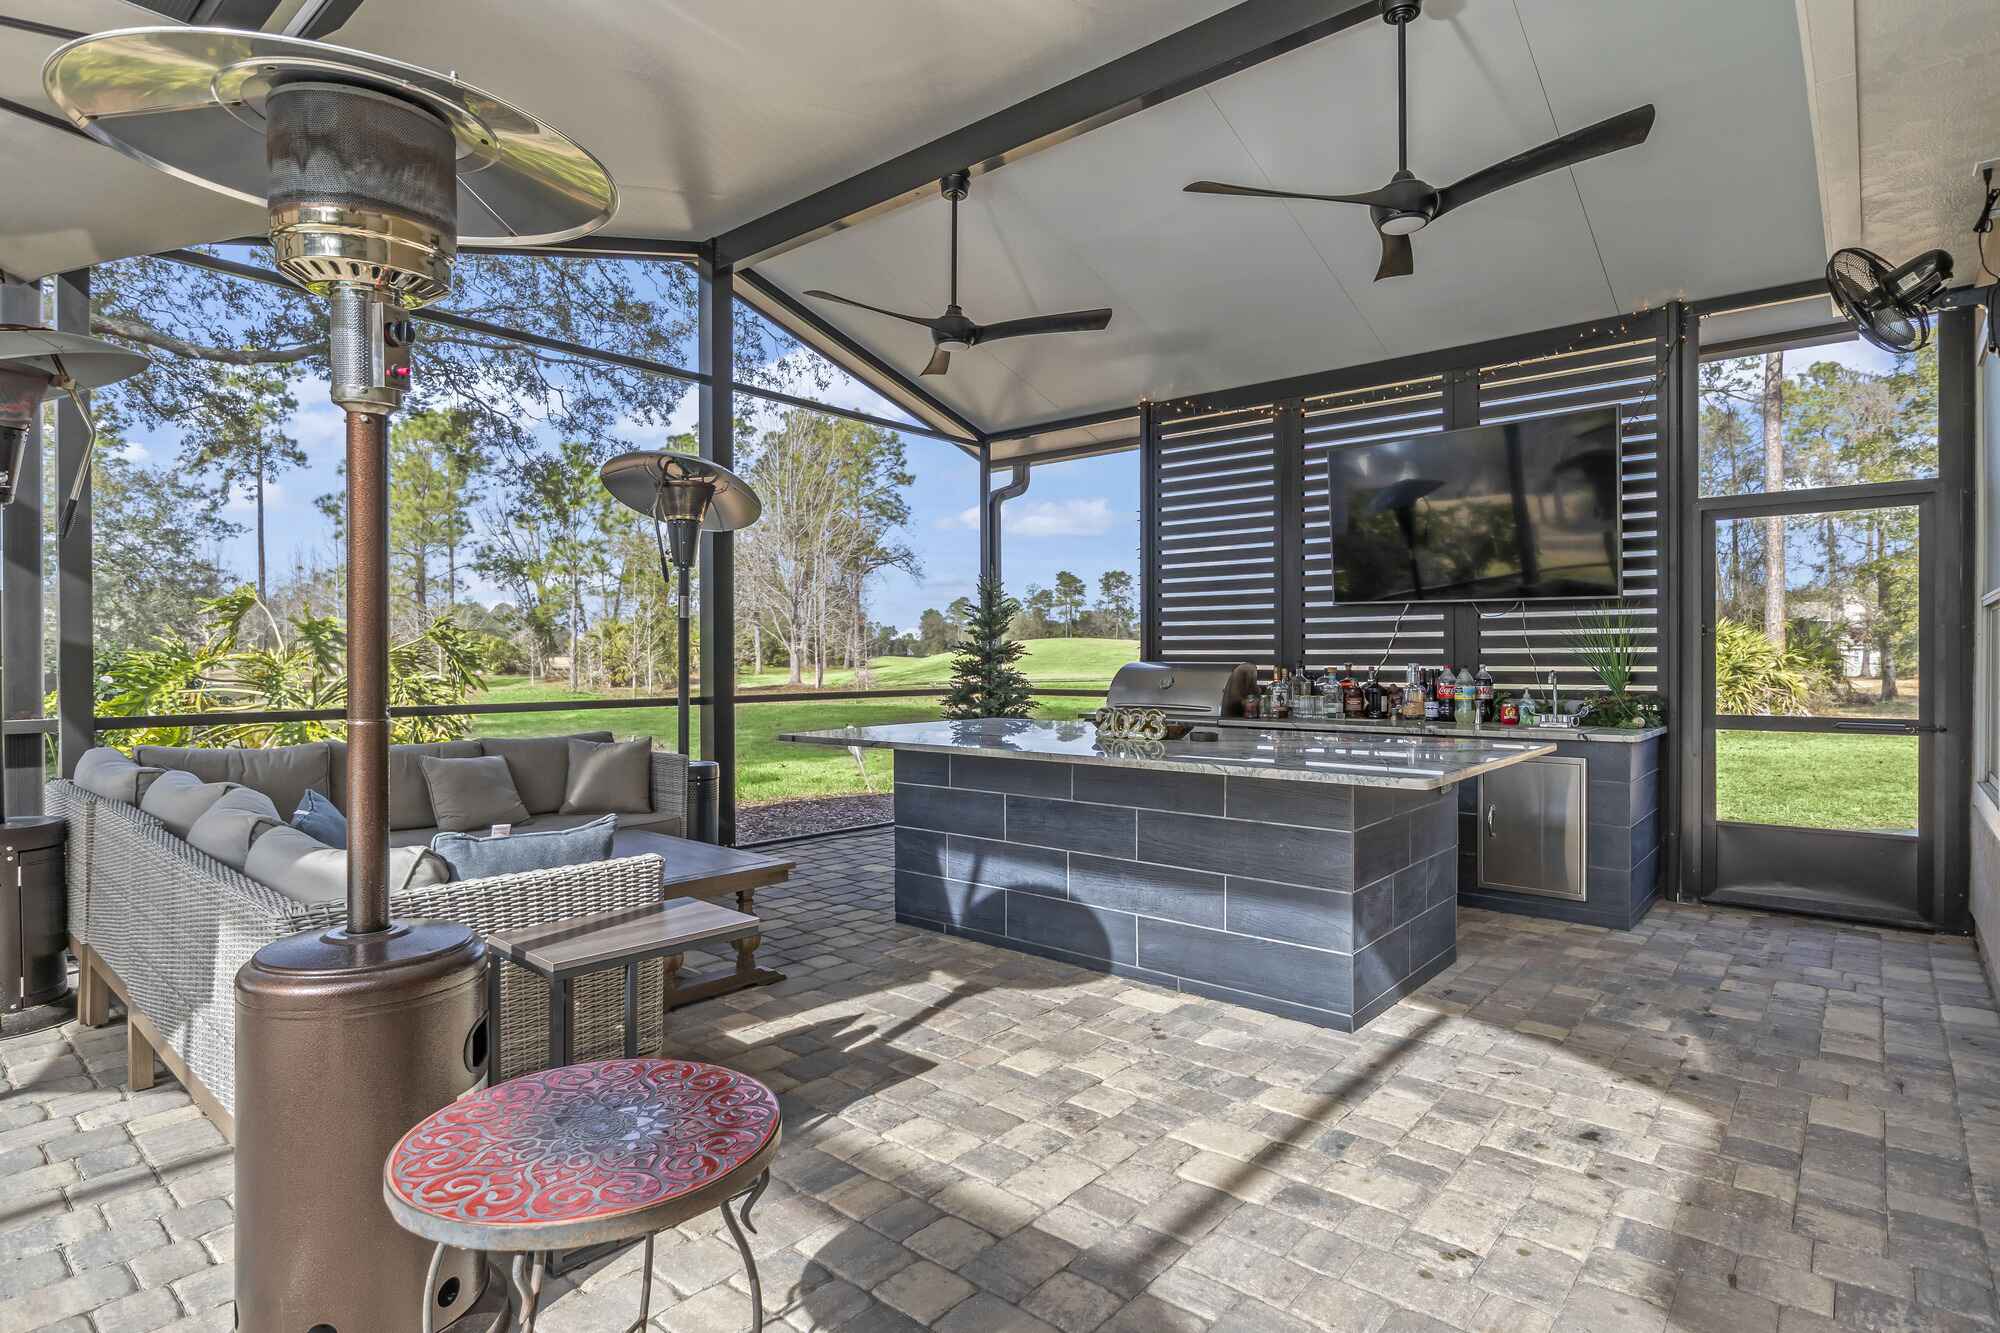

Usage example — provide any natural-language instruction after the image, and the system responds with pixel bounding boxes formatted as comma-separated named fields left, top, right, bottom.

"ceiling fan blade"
left=1374, top=231, right=1414, bottom=282
left=974, top=308, right=1114, bottom=344
left=802, top=289, right=944, bottom=330
left=1184, top=180, right=1401, bottom=208
left=921, top=347, right=951, bottom=376
left=1434, top=104, right=1656, bottom=217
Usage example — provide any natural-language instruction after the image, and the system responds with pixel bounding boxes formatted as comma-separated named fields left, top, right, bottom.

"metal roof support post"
left=54, top=269, right=92, bottom=777
left=0, top=277, right=43, bottom=816
left=698, top=250, right=738, bottom=845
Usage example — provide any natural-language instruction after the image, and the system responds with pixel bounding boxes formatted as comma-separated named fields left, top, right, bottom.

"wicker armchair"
left=53, top=748, right=694, bottom=1136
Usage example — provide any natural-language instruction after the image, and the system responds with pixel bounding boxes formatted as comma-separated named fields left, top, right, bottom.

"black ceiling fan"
left=805, top=170, right=1112, bottom=375
left=1184, top=0, right=1656, bottom=282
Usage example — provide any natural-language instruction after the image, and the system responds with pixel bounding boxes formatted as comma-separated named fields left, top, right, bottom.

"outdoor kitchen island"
left=781, top=719, right=1552, bottom=1031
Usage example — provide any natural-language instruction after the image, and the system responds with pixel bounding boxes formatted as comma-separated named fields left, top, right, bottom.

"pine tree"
left=942, top=574, right=1036, bottom=719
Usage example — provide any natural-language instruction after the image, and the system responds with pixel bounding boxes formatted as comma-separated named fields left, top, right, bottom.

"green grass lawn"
left=467, top=679, right=1097, bottom=805
left=1714, top=731, right=1918, bottom=831
left=737, top=637, right=1135, bottom=691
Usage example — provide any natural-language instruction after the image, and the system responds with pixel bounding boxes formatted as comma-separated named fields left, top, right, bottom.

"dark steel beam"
left=711, top=0, right=1382, bottom=267
left=160, top=246, right=971, bottom=443
left=735, top=268, right=983, bottom=445
left=54, top=270, right=93, bottom=778
left=1687, top=277, right=1826, bottom=316
left=0, top=96, right=91, bottom=141
left=0, top=16, right=83, bottom=39
left=985, top=404, right=1137, bottom=443
left=1931, top=305, right=1976, bottom=933
left=283, top=0, right=367, bottom=38
left=1, top=279, right=43, bottom=816
left=697, top=253, right=738, bottom=845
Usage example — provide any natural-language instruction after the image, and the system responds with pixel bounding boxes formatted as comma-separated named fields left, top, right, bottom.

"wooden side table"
left=487, top=897, right=762, bottom=1071
left=609, top=830, right=794, bottom=1008
left=384, top=1058, right=782, bottom=1332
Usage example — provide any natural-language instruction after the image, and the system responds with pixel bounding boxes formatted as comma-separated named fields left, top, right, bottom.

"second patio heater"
left=46, top=26, right=616, bottom=1332
left=0, top=330, right=146, bottom=1028
left=601, top=451, right=761, bottom=755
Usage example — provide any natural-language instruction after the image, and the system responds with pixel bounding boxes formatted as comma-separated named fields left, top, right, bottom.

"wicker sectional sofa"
left=51, top=733, right=694, bottom=1137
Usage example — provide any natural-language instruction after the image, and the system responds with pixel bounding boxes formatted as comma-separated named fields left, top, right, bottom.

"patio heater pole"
left=45, top=28, right=618, bottom=1331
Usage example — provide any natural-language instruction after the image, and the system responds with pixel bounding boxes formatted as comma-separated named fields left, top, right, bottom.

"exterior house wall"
left=1973, top=348, right=2000, bottom=995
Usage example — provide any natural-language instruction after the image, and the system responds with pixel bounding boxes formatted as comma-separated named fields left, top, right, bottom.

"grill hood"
left=1105, top=661, right=1257, bottom=719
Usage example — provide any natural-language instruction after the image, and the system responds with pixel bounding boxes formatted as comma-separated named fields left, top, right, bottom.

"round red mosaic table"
left=384, top=1058, right=782, bottom=1332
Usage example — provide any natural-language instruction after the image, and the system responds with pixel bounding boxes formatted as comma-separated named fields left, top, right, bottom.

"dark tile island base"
left=891, top=750, right=1458, bottom=1032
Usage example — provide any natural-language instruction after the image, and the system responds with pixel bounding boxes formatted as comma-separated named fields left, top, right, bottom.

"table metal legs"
left=547, top=975, right=571, bottom=1068
left=720, top=1169, right=770, bottom=1333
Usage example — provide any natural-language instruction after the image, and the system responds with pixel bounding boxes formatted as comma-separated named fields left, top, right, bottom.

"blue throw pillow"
left=291, top=788, right=348, bottom=849
left=429, top=814, right=617, bottom=882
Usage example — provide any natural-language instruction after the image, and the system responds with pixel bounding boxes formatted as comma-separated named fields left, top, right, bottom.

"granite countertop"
left=779, top=718, right=1554, bottom=790
left=1211, top=717, right=1668, bottom=744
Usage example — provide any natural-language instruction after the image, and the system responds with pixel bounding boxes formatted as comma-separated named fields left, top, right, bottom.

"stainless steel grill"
left=1105, top=661, right=1256, bottom=719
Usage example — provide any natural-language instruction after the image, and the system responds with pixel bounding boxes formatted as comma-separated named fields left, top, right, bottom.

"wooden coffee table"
left=611, top=830, right=793, bottom=1008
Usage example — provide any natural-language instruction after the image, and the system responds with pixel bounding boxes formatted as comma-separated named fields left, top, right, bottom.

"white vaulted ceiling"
left=0, top=0, right=1842, bottom=442
left=758, top=0, right=1829, bottom=435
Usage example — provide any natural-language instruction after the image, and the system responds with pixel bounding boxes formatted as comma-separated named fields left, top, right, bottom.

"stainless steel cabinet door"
left=1478, top=756, right=1587, bottom=900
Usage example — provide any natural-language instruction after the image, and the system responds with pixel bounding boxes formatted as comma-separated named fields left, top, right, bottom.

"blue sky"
left=120, top=315, right=1140, bottom=637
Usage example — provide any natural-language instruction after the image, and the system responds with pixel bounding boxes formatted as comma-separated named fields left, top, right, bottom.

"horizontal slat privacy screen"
left=1473, top=336, right=1661, bottom=692
left=1145, top=316, right=1666, bottom=691
left=1152, top=406, right=1285, bottom=663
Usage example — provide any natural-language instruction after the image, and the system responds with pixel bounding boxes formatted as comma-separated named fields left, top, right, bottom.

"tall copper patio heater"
left=600, top=452, right=761, bottom=756
left=46, top=28, right=616, bottom=1332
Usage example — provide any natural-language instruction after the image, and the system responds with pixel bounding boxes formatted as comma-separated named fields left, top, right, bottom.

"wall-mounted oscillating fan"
left=1826, top=247, right=1954, bottom=353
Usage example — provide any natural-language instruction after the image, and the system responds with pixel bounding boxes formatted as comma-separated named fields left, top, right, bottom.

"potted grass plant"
left=1564, top=609, right=1663, bottom=729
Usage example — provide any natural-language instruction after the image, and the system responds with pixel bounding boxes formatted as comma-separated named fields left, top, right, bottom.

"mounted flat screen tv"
left=1328, top=408, right=1621, bottom=603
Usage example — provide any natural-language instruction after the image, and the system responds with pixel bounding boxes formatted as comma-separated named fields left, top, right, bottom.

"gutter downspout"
left=983, top=463, right=1030, bottom=589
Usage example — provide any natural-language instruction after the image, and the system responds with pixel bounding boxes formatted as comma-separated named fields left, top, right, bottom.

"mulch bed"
left=737, top=793, right=893, bottom=844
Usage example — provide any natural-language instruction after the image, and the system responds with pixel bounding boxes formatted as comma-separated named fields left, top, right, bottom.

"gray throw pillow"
left=386, top=740, right=483, bottom=829
left=243, top=824, right=449, bottom=906
left=291, top=788, right=348, bottom=848
left=140, top=770, right=237, bottom=841
left=420, top=755, right=531, bottom=833
left=73, top=747, right=165, bottom=805
left=186, top=787, right=284, bottom=871
left=430, top=814, right=616, bottom=882
left=479, top=732, right=613, bottom=815
left=561, top=739, right=652, bottom=814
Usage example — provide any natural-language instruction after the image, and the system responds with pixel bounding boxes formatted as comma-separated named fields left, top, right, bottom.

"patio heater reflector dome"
left=47, top=27, right=618, bottom=1333
left=601, top=451, right=762, bottom=756
left=0, top=329, right=146, bottom=507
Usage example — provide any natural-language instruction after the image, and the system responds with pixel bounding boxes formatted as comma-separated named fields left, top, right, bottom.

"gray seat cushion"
left=478, top=732, right=614, bottom=815
left=185, top=787, right=284, bottom=871
left=136, top=743, right=332, bottom=821
left=562, top=738, right=652, bottom=814
left=420, top=754, right=531, bottom=832
left=73, top=747, right=165, bottom=805
left=139, top=770, right=237, bottom=841
left=243, top=824, right=449, bottom=905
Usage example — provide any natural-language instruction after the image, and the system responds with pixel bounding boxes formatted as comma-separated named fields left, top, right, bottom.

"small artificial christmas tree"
left=942, top=574, right=1036, bottom=719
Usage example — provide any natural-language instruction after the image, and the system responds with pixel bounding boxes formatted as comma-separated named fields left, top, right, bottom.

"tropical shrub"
left=97, top=586, right=486, bottom=749
left=1713, top=617, right=1824, bottom=716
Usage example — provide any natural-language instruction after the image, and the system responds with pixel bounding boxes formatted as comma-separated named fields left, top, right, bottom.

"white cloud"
left=942, top=496, right=1115, bottom=538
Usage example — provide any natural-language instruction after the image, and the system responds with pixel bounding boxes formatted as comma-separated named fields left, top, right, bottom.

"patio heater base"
left=235, top=920, right=488, bottom=1333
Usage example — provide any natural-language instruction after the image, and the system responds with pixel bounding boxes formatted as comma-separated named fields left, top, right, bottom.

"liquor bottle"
left=1423, top=668, right=1442, bottom=721
left=1343, top=667, right=1366, bottom=718
left=1454, top=665, right=1477, bottom=727
left=1475, top=664, right=1496, bottom=724
left=1362, top=669, right=1384, bottom=719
